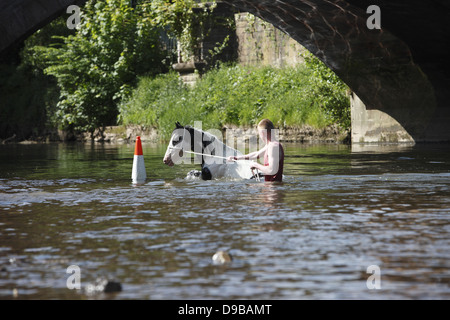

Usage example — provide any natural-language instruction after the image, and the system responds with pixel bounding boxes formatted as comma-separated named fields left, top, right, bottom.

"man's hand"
left=250, top=162, right=259, bottom=170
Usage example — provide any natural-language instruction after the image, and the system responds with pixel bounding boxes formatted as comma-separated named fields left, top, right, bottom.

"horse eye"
left=173, top=136, right=182, bottom=146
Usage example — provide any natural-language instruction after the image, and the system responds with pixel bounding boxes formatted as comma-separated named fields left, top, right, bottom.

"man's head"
left=257, top=119, right=275, bottom=143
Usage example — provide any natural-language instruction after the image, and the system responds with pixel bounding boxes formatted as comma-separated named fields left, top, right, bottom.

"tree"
left=142, top=0, right=215, bottom=63
left=37, top=0, right=166, bottom=138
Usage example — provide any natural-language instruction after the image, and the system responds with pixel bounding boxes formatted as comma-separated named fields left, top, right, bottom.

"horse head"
left=164, top=122, right=224, bottom=167
left=163, top=122, right=195, bottom=166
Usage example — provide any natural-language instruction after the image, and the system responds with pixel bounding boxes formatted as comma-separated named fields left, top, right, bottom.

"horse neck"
left=189, top=127, right=230, bottom=155
left=186, top=127, right=243, bottom=159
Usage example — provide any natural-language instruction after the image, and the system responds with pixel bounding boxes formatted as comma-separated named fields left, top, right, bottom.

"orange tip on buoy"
left=132, top=136, right=146, bottom=184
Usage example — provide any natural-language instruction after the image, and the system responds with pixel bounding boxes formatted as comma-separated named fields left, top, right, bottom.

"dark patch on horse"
left=202, top=135, right=215, bottom=148
left=181, top=125, right=195, bottom=152
left=172, top=135, right=182, bottom=146
left=201, top=166, right=212, bottom=180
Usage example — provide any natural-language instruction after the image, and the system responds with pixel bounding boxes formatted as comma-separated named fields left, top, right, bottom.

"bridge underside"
left=0, top=1, right=86, bottom=54
left=223, top=0, right=450, bottom=143
left=1, top=0, right=449, bottom=143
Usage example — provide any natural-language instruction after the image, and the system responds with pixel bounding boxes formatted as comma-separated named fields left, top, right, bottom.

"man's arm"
left=227, top=145, right=267, bottom=161
left=250, top=143, right=280, bottom=175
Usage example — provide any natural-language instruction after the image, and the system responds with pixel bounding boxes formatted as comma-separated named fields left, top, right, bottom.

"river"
left=0, top=142, right=449, bottom=299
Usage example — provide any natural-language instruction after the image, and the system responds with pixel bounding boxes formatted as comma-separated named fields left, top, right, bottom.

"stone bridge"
left=1, top=0, right=449, bottom=143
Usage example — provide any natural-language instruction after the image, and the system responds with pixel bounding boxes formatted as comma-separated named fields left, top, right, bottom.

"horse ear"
left=175, top=121, right=182, bottom=128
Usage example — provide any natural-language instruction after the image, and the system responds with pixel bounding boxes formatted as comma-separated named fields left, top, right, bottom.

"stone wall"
left=75, top=125, right=349, bottom=144
left=350, top=92, right=414, bottom=144
left=234, top=12, right=306, bottom=67
left=174, top=5, right=307, bottom=85
left=197, top=5, right=308, bottom=68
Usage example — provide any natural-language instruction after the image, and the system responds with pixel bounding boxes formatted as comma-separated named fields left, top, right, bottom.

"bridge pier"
left=350, top=92, right=414, bottom=144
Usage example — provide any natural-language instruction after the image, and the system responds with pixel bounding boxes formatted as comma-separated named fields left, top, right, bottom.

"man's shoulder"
left=268, top=141, right=283, bottom=153
left=269, top=141, right=282, bottom=148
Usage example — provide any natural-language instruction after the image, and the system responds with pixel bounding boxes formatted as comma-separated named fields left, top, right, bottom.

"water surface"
left=0, top=142, right=449, bottom=299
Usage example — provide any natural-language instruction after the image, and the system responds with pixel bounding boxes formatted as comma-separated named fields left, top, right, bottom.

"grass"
left=119, top=63, right=349, bottom=140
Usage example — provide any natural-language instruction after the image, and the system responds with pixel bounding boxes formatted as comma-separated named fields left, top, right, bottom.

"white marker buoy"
left=132, top=136, right=146, bottom=184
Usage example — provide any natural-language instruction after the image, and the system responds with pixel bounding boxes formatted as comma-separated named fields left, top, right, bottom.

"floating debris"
left=212, top=251, right=232, bottom=264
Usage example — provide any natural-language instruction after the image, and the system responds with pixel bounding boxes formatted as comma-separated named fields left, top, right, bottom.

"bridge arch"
left=0, top=1, right=86, bottom=53
left=223, top=0, right=450, bottom=143
left=1, top=0, right=449, bottom=143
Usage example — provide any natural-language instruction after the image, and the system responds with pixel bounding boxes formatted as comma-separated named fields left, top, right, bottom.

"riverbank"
left=115, top=124, right=350, bottom=144
left=119, top=64, right=351, bottom=141
left=1, top=59, right=351, bottom=145
left=1, top=124, right=349, bottom=145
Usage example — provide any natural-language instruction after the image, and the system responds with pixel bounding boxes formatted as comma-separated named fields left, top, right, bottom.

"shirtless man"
left=228, top=119, right=284, bottom=182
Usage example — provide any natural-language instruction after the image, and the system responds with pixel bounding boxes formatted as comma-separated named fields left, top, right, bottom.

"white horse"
left=163, top=122, right=259, bottom=180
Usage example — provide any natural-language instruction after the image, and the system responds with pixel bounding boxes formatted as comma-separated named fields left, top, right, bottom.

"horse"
left=163, top=122, right=260, bottom=180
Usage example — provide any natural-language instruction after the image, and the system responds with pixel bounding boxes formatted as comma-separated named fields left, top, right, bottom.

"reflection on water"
left=0, top=142, right=449, bottom=299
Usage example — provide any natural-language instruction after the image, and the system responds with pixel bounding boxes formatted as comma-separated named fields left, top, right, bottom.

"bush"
left=120, top=62, right=350, bottom=140
left=302, top=52, right=351, bottom=129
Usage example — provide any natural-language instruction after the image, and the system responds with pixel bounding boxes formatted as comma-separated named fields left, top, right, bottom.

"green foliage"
left=120, top=63, right=350, bottom=140
left=0, top=17, right=69, bottom=140
left=0, top=63, right=58, bottom=139
left=119, top=72, right=187, bottom=137
left=38, top=0, right=166, bottom=136
left=142, top=0, right=216, bottom=62
left=302, top=52, right=351, bottom=129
